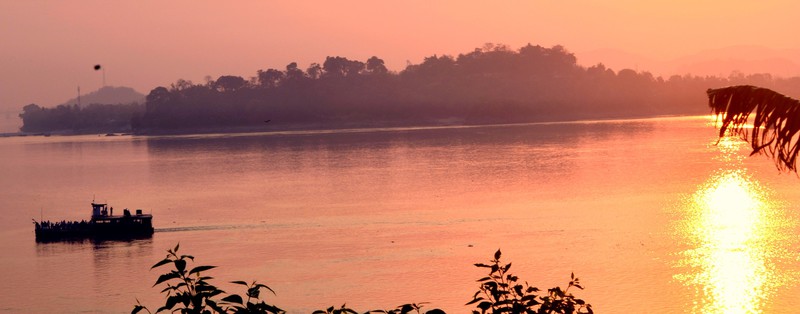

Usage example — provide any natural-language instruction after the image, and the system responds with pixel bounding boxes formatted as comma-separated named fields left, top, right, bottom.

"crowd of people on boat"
left=33, top=219, right=88, bottom=231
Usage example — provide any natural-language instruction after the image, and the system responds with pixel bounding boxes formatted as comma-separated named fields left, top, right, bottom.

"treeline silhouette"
left=18, top=86, right=145, bottom=133
left=18, top=43, right=800, bottom=134
left=19, top=102, right=143, bottom=133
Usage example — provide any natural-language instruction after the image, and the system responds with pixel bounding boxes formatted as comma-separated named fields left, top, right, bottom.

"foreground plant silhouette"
left=707, top=85, right=800, bottom=172
left=467, top=249, right=592, bottom=314
left=132, top=243, right=283, bottom=314
left=133, top=245, right=589, bottom=314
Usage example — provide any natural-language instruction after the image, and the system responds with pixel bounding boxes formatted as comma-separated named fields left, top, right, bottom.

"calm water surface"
left=2, top=116, right=800, bottom=313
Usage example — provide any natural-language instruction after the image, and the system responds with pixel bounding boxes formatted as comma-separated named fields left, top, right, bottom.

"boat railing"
left=33, top=219, right=89, bottom=231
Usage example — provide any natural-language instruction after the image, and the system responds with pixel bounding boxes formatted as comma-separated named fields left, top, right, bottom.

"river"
left=2, top=116, right=800, bottom=313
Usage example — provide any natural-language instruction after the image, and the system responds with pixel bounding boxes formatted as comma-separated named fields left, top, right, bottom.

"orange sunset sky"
left=1, top=1, right=799, bottom=112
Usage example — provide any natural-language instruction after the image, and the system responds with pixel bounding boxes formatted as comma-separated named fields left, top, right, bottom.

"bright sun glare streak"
left=706, top=113, right=758, bottom=131
left=693, top=170, right=765, bottom=313
left=675, top=136, right=795, bottom=313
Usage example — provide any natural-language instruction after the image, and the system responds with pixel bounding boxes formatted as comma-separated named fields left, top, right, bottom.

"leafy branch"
left=707, top=85, right=800, bottom=172
left=466, top=249, right=592, bottom=314
left=132, top=243, right=283, bottom=314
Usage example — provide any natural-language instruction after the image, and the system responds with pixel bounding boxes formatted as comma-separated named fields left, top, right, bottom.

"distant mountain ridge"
left=60, top=86, right=145, bottom=107
left=577, top=45, right=800, bottom=78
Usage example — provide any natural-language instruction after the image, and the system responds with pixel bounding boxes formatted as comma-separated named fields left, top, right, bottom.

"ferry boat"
left=33, top=202, right=154, bottom=242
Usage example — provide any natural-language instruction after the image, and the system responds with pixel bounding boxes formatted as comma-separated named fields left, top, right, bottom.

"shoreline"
left=1, top=112, right=705, bottom=139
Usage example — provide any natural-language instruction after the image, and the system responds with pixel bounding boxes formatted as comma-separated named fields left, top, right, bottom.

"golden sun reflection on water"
left=675, top=137, right=797, bottom=313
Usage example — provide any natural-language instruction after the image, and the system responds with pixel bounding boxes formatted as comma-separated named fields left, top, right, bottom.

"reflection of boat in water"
left=33, top=202, right=154, bottom=242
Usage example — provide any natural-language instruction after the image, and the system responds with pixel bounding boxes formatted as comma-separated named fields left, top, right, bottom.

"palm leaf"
left=707, top=85, right=800, bottom=172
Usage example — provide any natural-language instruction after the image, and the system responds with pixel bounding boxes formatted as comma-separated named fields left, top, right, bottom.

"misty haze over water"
left=0, top=111, right=21, bottom=133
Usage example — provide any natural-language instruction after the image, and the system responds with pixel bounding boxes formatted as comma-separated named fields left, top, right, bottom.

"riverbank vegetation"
left=18, top=43, right=800, bottom=134
left=133, top=244, right=591, bottom=314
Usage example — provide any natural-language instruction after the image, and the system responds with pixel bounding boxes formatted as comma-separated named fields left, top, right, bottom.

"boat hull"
left=34, top=213, right=154, bottom=242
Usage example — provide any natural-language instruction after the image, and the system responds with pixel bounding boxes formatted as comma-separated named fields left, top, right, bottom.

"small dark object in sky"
left=94, top=64, right=101, bottom=70
left=264, top=120, right=271, bottom=123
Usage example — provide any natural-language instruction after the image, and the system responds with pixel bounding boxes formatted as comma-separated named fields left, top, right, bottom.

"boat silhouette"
left=33, top=202, right=154, bottom=242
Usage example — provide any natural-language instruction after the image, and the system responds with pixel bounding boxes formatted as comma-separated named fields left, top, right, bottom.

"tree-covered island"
left=17, top=43, right=800, bottom=134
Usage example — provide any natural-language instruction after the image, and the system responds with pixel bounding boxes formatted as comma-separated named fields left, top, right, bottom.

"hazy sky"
left=2, top=1, right=799, bottom=112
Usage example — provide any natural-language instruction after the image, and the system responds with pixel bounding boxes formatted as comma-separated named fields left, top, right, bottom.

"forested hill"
left=18, top=44, right=800, bottom=134
left=58, top=86, right=145, bottom=107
